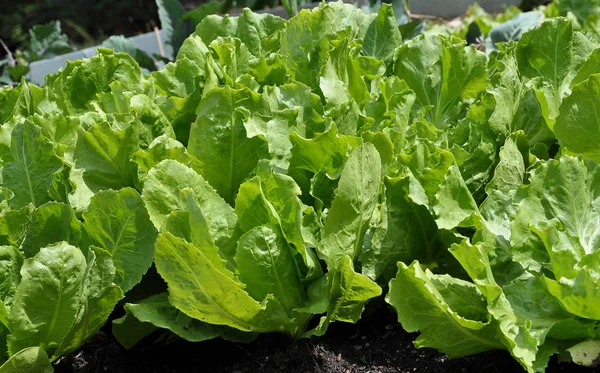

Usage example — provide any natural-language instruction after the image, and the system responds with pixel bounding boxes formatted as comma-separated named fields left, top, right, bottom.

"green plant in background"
left=0, top=21, right=73, bottom=85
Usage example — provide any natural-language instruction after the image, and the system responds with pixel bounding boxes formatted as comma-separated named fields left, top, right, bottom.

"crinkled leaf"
left=387, top=261, right=503, bottom=357
left=74, top=122, right=138, bottom=192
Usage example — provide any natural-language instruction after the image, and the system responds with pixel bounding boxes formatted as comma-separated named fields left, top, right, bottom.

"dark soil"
left=55, top=305, right=600, bottom=373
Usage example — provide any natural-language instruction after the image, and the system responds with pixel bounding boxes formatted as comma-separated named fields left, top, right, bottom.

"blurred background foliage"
left=0, top=0, right=554, bottom=85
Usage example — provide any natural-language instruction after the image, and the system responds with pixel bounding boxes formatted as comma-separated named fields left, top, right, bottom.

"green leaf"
left=387, top=261, right=503, bottom=357
left=154, top=232, right=295, bottom=333
left=53, top=247, right=124, bottom=358
left=132, top=135, right=197, bottom=181
left=51, top=49, right=144, bottom=114
left=83, top=188, right=157, bottom=292
left=304, top=256, right=381, bottom=336
left=74, top=122, right=138, bottom=192
left=289, top=123, right=362, bottom=177
left=152, top=58, right=203, bottom=98
left=3, top=122, right=62, bottom=209
left=516, top=18, right=596, bottom=127
left=187, top=87, right=265, bottom=204
left=550, top=0, right=600, bottom=24
left=28, top=21, right=72, bottom=59
left=196, top=9, right=285, bottom=56
left=22, top=202, right=86, bottom=258
left=280, top=1, right=375, bottom=89
left=0, top=347, right=52, bottom=373
left=555, top=74, right=600, bottom=162
left=235, top=225, right=305, bottom=314
left=318, top=144, right=381, bottom=268
left=181, top=1, right=222, bottom=26
left=433, top=164, right=482, bottom=230
left=480, top=132, right=528, bottom=244
left=450, top=240, right=541, bottom=371
left=394, top=34, right=488, bottom=129
left=235, top=167, right=322, bottom=280
left=157, top=0, right=192, bottom=59
left=0, top=246, right=23, bottom=308
left=112, top=292, right=249, bottom=349
left=7, top=242, right=86, bottom=355
left=142, top=160, right=237, bottom=256
left=362, top=174, right=444, bottom=280
left=248, top=83, right=323, bottom=171
left=484, top=43, right=553, bottom=144
left=0, top=206, right=33, bottom=248
left=365, top=76, right=415, bottom=152
left=362, top=4, right=402, bottom=65
left=101, top=36, right=156, bottom=72
left=209, top=37, right=252, bottom=85
left=572, top=48, right=600, bottom=87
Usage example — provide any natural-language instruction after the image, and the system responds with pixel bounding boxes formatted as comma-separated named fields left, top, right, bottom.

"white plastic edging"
left=408, top=0, right=521, bottom=18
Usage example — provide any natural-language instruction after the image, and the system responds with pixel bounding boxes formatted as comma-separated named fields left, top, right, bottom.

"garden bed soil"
left=55, top=304, right=598, bottom=373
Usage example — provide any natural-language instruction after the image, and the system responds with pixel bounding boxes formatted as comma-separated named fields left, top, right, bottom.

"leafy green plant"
left=0, top=21, right=73, bottom=85
left=1, top=1, right=600, bottom=372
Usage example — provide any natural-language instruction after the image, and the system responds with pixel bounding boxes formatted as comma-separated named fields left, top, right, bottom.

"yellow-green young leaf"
left=318, top=144, right=381, bottom=268
left=74, top=122, right=138, bottom=192
left=154, top=233, right=295, bottom=334
left=3, top=122, right=62, bottom=209
left=83, top=188, right=157, bottom=293
left=305, top=256, right=381, bottom=337
left=386, top=261, right=503, bottom=357
left=555, top=74, right=600, bottom=162
left=7, top=242, right=87, bottom=355
left=0, top=347, right=52, bottom=373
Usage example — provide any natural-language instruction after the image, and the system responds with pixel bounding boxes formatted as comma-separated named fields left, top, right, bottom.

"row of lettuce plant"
left=1, top=1, right=600, bottom=372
